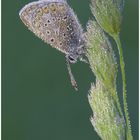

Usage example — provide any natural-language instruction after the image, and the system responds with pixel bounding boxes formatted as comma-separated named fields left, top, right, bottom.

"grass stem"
left=113, top=34, right=133, bottom=140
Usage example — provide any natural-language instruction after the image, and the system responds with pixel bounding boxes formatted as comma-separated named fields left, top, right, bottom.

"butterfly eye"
left=68, top=55, right=76, bottom=63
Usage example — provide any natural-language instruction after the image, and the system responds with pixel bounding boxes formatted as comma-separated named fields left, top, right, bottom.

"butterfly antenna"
left=66, top=58, right=78, bottom=91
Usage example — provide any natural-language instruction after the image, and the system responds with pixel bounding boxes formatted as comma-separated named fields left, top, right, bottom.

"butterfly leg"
left=79, top=56, right=89, bottom=64
left=66, top=57, right=78, bottom=91
left=79, top=54, right=89, bottom=64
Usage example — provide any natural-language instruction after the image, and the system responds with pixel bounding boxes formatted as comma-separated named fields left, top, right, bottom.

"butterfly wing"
left=19, top=0, right=83, bottom=54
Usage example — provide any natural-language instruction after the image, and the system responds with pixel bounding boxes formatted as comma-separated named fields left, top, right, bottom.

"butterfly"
left=19, top=0, right=85, bottom=90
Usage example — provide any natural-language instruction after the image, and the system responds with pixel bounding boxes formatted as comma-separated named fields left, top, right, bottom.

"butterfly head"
left=67, top=38, right=85, bottom=63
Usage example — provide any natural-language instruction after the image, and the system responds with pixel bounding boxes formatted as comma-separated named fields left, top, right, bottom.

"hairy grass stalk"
left=85, top=0, right=133, bottom=139
left=113, top=34, right=133, bottom=140
left=85, top=21, right=125, bottom=140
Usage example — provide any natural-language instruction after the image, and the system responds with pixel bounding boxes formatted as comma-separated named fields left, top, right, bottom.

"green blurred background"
left=2, top=0, right=138, bottom=140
